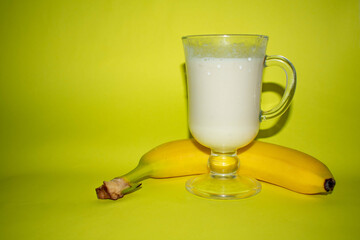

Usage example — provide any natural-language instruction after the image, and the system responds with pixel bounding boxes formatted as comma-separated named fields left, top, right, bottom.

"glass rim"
left=182, top=34, right=269, bottom=40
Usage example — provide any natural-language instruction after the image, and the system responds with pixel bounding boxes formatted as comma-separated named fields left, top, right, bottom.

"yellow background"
left=0, top=0, right=359, bottom=239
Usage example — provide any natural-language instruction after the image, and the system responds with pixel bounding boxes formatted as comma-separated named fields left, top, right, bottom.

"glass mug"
left=182, top=34, right=296, bottom=199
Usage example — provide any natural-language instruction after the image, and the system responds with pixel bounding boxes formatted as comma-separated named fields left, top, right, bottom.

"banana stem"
left=96, top=160, right=153, bottom=200
left=116, top=161, right=153, bottom=184
left=122, top=183, right=142, bottom=194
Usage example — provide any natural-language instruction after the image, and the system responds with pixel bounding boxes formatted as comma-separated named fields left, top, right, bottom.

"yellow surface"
left=0, top=0, right=359, bottom=239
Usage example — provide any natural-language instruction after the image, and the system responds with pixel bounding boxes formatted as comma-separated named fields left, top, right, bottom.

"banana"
left=96, top=139, right=335, bottom=200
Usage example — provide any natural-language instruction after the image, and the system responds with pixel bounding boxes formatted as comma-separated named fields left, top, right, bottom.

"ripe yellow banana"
left=96, top=139, right=335, bottom=200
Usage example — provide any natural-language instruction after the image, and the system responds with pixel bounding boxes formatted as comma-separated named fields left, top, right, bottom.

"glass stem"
left=208, top=150, right=240, bottom=178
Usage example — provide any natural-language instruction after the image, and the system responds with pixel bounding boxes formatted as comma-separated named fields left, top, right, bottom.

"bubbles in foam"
left=248, top=57, right=252, bottom=61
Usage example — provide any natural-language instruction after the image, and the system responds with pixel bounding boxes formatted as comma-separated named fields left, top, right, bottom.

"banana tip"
left=324, top=178, right=336, bottom=193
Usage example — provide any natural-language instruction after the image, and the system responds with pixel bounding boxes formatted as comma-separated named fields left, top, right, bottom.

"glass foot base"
left=186, top=173, right=261, bottom=200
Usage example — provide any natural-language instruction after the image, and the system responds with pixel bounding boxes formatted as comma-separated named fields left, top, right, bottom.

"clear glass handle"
left=261, top=55, right=297, bottom=121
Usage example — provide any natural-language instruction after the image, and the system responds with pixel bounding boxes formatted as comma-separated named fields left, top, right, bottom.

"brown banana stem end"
left=96, top=178, right=131, bottom=200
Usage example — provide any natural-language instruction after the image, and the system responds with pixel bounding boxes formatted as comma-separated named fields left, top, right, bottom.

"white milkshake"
left=186, top=57, right=264, bottom=152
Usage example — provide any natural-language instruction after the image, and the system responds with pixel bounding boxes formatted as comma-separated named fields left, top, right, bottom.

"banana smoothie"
left=186, top=57, right=264, bottom=152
